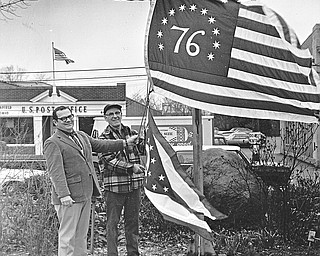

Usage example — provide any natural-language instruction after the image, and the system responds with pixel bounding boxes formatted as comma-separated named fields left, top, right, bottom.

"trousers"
left=105, top=189, right=141, bottom=256
left=54, top=199, right=91, bottom=256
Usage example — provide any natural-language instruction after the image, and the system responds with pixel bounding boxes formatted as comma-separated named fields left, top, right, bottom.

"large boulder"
left=187, top=148, right=265, bottom=228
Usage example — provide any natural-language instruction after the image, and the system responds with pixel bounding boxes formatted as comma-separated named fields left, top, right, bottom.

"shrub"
left=2, top=166, right=320, bottom=254
left=0, top=173, right=58, bottom=255
left=88, top=189, right=192, bottom=250
left=139, top=191, right=192, bottom=243
left=287, top=175, right=320, bottom=245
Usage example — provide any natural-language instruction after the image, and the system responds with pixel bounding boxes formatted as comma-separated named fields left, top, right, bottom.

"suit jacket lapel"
left=76, top=132, right=88, bottom=158
left=55, top=130, right=85, bottom=156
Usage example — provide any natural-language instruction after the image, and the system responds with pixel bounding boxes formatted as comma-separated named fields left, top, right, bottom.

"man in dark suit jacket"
left=44, top=105, right=138, bottom=256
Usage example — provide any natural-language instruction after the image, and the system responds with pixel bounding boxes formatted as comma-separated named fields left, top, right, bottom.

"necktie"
left=70, top=132, right=83, bottom=150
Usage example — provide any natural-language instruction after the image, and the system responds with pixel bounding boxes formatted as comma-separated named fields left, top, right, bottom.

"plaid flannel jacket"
left=98, top=124, right=145, bottom=193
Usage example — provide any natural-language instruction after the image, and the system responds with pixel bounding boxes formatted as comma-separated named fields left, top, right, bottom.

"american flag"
left=144, top=108, right=227, bottom=240
left=53, top=47, right=75, bottom=64
left=146, top=0, right=320, bottom=123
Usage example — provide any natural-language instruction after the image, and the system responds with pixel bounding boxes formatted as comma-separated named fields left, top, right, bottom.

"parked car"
left=225, top=132, right=250, bottom=147
left=218, top=127, right=253, bottom=137
left=0, top=160, right=46, bottom=194
left=173, top=145, right=250, bottom=171
left=213, top=127, right=220, bottom=134
left=0, top=168, right=45, bottom=194
left=249, top=132, right=266, bottom=145
left=213, top=134, right=227, bottom=145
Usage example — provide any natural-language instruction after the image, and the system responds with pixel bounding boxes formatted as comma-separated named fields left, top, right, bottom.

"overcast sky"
left=0, top=0, right=319, bottom=97
left=262, top=0, right=319, bottom=42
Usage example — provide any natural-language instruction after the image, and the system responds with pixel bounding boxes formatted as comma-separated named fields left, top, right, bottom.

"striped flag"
left=53, top=47, right=75, bottom=64
left=145, top=108, right=227, bottom=241
left=146, top=0, right=320, bottom=123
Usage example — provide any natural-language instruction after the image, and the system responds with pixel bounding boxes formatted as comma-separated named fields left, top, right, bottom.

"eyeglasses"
left=105, top=111, right=121, bottom=117
left=57, top=114, right=74, bottom=122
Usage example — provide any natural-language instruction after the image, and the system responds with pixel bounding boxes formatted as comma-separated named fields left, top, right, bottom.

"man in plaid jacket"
left=98, top=104, right=145, bottom=256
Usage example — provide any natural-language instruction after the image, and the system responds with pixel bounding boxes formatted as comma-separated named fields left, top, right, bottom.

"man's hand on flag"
left=126, top=135, right=139, bottom=147
left=132, top=164, right=145, bottom=174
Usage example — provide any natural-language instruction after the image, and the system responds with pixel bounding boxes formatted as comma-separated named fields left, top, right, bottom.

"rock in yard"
left=187, top=148, right=265, bottom=227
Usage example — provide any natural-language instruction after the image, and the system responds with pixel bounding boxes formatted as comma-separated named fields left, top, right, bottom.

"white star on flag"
left=212, top=28, right=220, bottom=35
left=189, top=4, right=197, bottom=11
left=208, top=16, right=216, bottom=24
left=207, top=52, right=214, bottom=61
left=179, top=4, right=186, bottom=11
left=161, top=17, right=168, bottom=25
left=159, top=174, right=165, bottom=181
left=169, top=9, right=175, bottom=16
left=213, top=41, right=220, bottom=49
left=158, top=43, right=164, bottom=51
left=200, top=8, right=208, bottom=15
left=157, top=30, right=163, bottom=38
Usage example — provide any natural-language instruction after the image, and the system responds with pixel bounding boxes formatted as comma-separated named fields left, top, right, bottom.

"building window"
left=0, top=117, right=34, bottom=144
left=79, top=117, right=94, bottom=136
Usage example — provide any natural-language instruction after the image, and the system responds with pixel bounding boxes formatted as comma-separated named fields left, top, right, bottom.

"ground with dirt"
left=3, top=239, right=320, bottom=255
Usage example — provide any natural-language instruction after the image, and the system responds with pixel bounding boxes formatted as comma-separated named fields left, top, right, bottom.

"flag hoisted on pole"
left=53, top=47, right=75, bottom=64
left=145, top=0, right=320, bottom=123
left=144, top=108, right=227, bottom=241
left=51, top=42, right=74, bottom=98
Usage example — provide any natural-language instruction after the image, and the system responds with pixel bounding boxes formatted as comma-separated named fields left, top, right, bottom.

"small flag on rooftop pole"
left=53, top=47, right=74, bottom=64
left=144, top=107, right=227, bottom=241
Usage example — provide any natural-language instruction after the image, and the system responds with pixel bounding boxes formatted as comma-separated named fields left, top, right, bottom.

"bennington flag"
left=53, top=47, right=75, bottom=64
left=146, top=0, right=320, bottom=123
left=144, top=109, right=227, bottom=241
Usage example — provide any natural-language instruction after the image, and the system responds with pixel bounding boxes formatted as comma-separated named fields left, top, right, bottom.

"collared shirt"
left=98, top=124, right=145, bottom=193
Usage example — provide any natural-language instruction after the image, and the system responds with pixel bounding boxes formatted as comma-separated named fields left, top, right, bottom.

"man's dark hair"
left=53, top=106, right=72, bottom=120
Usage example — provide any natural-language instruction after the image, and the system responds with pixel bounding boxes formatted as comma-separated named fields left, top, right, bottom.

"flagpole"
left=192, top=108, right=205, bottom=255
left=52, top=42, right=57, bottom=96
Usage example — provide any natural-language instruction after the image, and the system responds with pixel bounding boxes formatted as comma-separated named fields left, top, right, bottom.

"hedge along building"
left=0, top=82, right=127, bottom=156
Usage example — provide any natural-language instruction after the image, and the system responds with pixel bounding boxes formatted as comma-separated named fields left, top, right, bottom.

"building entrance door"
left=79, top=117, right=94, bottom=135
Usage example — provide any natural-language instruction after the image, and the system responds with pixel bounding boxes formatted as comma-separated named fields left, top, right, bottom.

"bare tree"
left=162, top=97, right=215, bottom=116
left=252, top=121, right=319, bottom=180
left=0, top=65, right=28, bottom=82
left=281, top=122, right=319, bottom=179
left=33, top=73, right=51, bottom=82
left=131, top=92, right=162, bottom=111
left=0, top=0, right=36, bottom=20
left=161, top=97, right=192, bottom=116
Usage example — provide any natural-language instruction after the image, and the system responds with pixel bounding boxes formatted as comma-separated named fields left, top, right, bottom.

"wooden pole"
left=90, top=197, right=96, bottom=255
left=192, top=108, right=204, bottom=255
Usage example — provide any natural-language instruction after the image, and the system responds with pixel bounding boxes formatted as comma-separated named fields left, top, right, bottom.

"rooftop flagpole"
left=51, top=42, right=57, bottom=96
